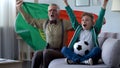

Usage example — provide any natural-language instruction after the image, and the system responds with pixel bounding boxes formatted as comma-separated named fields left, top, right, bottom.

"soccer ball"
left=73, top=40, right=92, bottom=56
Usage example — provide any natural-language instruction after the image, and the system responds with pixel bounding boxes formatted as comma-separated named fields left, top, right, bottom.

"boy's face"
left=48, top=5, right=59, bottom=21
left=81, top=15, right=93, bottom=30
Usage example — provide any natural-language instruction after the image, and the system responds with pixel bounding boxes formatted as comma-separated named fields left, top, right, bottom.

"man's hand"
left=16, top=0, right=23, bottom=10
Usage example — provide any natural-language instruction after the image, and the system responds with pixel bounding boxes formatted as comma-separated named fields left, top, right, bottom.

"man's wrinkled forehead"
left=48, top=5, right=57, bottom=11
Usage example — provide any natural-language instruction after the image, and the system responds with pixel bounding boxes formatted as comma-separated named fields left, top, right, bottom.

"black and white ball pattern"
left=73, top=40, right=91, bottom=56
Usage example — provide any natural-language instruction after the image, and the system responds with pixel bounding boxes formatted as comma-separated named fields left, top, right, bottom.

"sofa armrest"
left=102, top=38, right=120, bottom=67
left=98, top=37, right=107, bottom=48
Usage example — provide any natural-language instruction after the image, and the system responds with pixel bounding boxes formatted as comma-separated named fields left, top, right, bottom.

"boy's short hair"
left=81, top=12, right=94, bottom=21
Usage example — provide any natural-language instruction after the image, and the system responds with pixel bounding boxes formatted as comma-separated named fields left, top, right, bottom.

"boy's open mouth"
left=83, top=24, right=87, bottom=27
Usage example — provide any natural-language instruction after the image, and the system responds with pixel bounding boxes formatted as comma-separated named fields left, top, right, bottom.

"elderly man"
left=16, top=1, right=72, bottom=68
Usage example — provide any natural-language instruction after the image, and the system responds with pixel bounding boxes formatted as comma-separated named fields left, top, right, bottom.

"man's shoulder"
left=62, top=19, right=69, bottom=23
left=36, top=19, right=48, bottom=25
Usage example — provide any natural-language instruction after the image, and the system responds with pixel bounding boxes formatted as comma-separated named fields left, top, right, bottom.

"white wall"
left=24, top=0, right=34, bottom=2
left=0, top=0, right=18, bottom=59
left=34, top=0, right=120, bottom=33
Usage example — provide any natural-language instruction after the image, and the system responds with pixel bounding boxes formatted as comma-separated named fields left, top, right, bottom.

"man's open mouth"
left=51, top=15, right=54, bottom=17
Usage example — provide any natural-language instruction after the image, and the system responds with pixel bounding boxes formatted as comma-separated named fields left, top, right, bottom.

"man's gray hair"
left=48, top=3, right=60, bottom=12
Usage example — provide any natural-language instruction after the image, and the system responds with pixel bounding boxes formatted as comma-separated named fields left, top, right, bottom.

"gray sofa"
left=48, top=32, right=120, bottom=68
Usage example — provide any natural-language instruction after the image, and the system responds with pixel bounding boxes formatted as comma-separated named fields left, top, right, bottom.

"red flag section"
left=59, top=10, right=99, bottom=23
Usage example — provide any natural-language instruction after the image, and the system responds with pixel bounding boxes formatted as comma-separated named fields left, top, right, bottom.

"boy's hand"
left=63, top=0, right=69, bottom=6
left=16, top=0, right=23, bottom=10
left=63, top=0, right=67, bottom=3
left=104, top=0, right=108, bottom=3
left=102, top=0, right=109, bottom=9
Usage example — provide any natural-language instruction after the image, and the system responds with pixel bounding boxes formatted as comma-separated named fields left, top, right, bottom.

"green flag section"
left=15, top=2, right=49, bottom=51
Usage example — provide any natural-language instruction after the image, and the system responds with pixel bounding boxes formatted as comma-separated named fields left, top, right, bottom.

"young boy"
left=61, top=0, right=108, bottom=65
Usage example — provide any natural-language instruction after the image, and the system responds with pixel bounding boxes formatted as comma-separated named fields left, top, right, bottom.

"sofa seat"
left=49, top=58, right=111, bottom=68
left=48, top=32, right=120, bottom=68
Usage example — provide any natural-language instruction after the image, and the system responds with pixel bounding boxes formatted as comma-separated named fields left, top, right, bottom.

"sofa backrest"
left=98, top=32, right=120, bottom=39
left=98, top=32, right=120, bottom=48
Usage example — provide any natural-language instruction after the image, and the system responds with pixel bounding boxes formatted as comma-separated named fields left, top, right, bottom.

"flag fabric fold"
left=15, top=2, right=49, bottom=51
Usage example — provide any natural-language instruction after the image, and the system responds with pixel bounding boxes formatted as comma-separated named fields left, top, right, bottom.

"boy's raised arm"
left=63, top=0, right=69, bottom=6
left=102, top=0, right=108, bottom=9
left=94, top=0, right=108, bottom=34
left=63, top=0, right=80, bottom=30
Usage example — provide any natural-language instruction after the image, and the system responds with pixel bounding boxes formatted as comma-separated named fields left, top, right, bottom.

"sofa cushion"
left=98, top=32, right=117, bottom=39
left=98, top=37, right=107, bottom=48
left=48, top=58, right=111, bottom=68
left=102, top=38, right=120, bottom=67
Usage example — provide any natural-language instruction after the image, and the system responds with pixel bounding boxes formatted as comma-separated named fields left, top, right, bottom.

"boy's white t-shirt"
left=79, top=30, right=94, bottom=49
